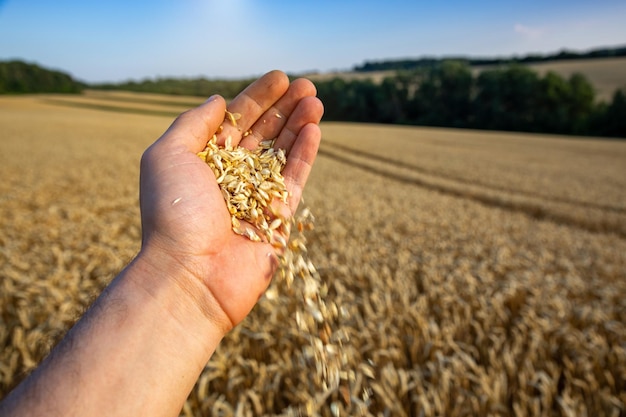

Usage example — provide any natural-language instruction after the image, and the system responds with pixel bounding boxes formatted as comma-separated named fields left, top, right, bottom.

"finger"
left=157, top=95, right=227, bottom=153
left=281, top=123, right=322, bottom=213
left=218, top=70, right=289, bottom=147
left=237, top=78, right=318, bottom=150
left=272, top=96, right=324, bottom=155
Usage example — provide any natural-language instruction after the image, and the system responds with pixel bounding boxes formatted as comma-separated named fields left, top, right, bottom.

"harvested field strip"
left=31, top=90, right=207, bottom=119
left=82, top=90, right=205, bottom=108
left=318, top=143, right=626, bottom=238
left=41, top=98, right=184, bottom=118
left=518, top=57, right=626, bottom=103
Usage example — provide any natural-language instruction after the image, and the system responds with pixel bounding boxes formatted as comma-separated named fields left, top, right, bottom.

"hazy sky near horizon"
left=1, top=0, right=625, bottom=83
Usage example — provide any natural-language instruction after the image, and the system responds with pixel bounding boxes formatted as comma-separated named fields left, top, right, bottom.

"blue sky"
left=1, top=0, right=625, bottom=83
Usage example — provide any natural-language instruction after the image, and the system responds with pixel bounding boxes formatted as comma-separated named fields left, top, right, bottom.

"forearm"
left=0, top=249, right=226, bottom=417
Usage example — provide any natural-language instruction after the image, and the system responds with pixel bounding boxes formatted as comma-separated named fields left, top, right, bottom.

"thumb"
left=159, top=95, right=227, bottom=153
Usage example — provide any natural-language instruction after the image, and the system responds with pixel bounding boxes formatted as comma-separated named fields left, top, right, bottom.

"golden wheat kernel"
left=257, top=188, right=270, bottom=202
left=272, top=234, right=287, bottom=249
left=243, top=228, right=261, bottom=242
left=249, top=208, right=259, bottom=221
left=260, top=139, right=274, bottom=149
left=225, top=110, right=241, bottom=126
left=212, top=154, right=223, bottom=171
left=224, top=136, right=233, bottom=150
left=269, top=218, right=282, bottom=230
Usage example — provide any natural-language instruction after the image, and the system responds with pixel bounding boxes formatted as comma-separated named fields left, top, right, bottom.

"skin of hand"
left=0, top=70, right=323, bottom=417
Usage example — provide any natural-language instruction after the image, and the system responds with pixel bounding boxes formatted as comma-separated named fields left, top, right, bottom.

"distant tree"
left=472, top=66, right=541, bottom=132
left=377, top=71, right=421, bottom=123
left=342, top=80, right=382, bottom=123
left=530, top=71, right=595, bottom=134
left=413, top=61, right=473, bottom=128
left=470, top=70, right=504, bottom=130
left=589, top=89, right=626, bottom=138
left=535, top=71, right=574, bottom=133
left=604, top=89, right=626, bottom=137
left=314, top=77, right=349, bottom=120
left=377, top=77, right=405, bottom=123
left=0, top=60, right=83, bottom=94
left=92, top=77, right=252, bottom=98
left=567, top=73, right=595, bottom=134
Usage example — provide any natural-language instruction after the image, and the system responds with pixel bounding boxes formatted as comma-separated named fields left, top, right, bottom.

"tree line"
left=0, top=60, right=255, bottom=99
left=315, top=61, right=626, bottom=138
left=354, top=45, right=626, bottom=72
left=91, top=77, right=256, bottom=99
left=2, top=59, right=624, bottom=138
left=0, top=60, right=84, bottom=94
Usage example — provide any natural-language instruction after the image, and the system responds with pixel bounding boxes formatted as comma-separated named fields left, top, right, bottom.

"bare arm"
left=0, top=70, right=323, bottom=417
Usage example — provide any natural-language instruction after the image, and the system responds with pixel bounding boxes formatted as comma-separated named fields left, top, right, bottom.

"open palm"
left=138, top=71, right=323, bottom=330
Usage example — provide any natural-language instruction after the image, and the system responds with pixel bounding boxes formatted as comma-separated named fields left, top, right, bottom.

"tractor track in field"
left=318, top=142, right=626, bottom=240
left=41, top=98, right=183, bottom=118
left=322, top=141, right=626, bottom=215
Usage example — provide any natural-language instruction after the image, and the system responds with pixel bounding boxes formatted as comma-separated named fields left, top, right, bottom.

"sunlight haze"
left=0, top=0, right=625, bottom=82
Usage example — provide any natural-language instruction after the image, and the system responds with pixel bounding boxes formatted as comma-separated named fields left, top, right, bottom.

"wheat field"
left=1, top=92, right=625, bottom=416
left=519, top=57, right=626, bottom=102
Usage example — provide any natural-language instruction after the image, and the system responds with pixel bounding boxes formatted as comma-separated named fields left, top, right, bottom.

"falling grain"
left=197, top=111, right=345, bottom=391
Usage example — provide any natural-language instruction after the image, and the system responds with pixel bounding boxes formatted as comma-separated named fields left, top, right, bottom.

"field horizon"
left=1, top=92, right=625, bottom=416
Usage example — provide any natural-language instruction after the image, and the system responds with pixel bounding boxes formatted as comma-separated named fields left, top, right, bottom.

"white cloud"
left=514, top=23, right=544, bottom=40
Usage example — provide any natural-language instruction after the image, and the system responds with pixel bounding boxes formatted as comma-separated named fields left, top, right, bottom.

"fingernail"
left=205, top=94, right=219, bottom=103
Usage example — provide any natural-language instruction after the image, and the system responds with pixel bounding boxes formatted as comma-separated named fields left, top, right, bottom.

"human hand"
left=138, top=71, right=323, bottom=333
